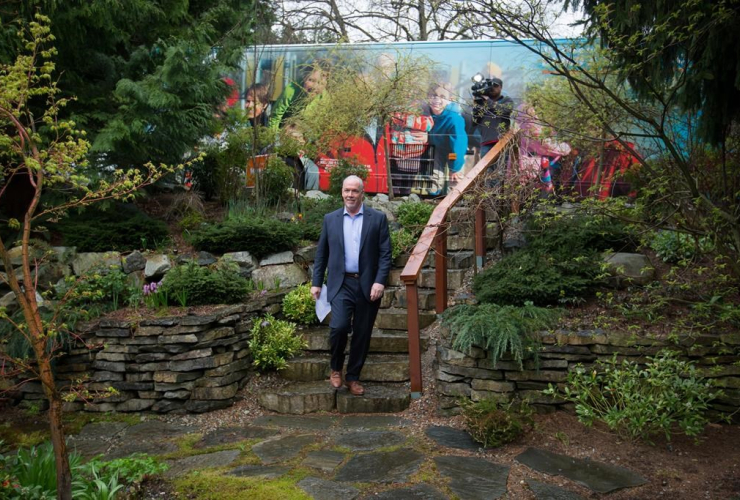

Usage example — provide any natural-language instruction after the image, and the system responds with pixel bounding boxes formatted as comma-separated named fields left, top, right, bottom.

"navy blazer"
left=312, top=205, right=392, bottom=303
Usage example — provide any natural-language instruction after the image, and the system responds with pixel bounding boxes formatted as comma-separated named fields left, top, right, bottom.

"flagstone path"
left=68, top=416, right=648, bottom=499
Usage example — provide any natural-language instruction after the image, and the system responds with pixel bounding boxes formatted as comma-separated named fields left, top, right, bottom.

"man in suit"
left=311, top=175, right=392, bottom=396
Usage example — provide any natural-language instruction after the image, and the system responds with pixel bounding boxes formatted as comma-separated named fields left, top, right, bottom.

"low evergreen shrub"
left=282, top=284, right=318, bottom=325
left=298, top=196, right=342, bottom=241
left=189, top=216, right=301, bottom=258
left=460, top=398, right=534, bottom=448
left=56, top=204, right=169, bottom=252
left=474, top=214, right=636, bottom=306
left=441, top=302, right=560, bottom=369
left=248, top=314, right=306, bottom=371
left=544, top=350, right=720, bottom=442
left=161, top=261, right=251, bottom=305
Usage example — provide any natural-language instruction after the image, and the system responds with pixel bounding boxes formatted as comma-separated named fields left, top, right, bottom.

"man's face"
left=487, top=81, right=502, bottom=99
left=342, top=178, right=363, bottom=213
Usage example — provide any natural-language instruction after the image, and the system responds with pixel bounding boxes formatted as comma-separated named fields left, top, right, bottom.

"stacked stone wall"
left=436, top=327, right=740, bottom=417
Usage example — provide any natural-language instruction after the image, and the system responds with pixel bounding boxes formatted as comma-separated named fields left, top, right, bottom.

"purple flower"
left=143, top=284, right=151, bottom=295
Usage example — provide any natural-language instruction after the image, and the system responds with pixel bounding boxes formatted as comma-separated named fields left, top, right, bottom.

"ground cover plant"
left=460, top=398, right=534, bottom=448
left=544, top=351, right=721, bottom=442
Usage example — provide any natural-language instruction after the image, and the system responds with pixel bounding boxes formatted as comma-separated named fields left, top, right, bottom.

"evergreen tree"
left=565, top=0, right=740, bottom=145
left=0, top=0, right=274, bottom=168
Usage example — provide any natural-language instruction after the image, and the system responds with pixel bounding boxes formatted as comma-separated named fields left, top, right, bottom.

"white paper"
left=315, top=284, right=331, bottom=322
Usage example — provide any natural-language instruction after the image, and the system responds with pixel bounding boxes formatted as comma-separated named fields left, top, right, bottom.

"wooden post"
left=435, top=221, right=448, bottom=313
left=475, top=205, right=486, bottom=270
left=404, top=281, right=422, bottom=397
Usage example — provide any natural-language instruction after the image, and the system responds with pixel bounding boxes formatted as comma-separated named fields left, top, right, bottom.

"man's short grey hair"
left=343, top=175, right=364, bottom=192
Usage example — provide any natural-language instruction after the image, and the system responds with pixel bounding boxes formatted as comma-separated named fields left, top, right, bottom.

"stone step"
left=281, top=354, right=409, bottom=382
left=301, top=328, right=429, bottom=353
left=258, top=381, right=410, bottom=415
left=374, top=308, right=436, bottom=331
left=259, top=381, right=335, bottom=415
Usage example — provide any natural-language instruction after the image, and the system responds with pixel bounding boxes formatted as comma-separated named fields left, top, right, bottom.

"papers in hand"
left=315, top=284, right=331, bottom=322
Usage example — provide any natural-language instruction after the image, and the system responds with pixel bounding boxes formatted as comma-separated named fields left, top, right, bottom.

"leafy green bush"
left=460, top=398, right=534, bottom=448
left=474, top=214, right=636, bottom=306
left=390, top=228, right=417, bottom=260
left=441, top=302, right=560, bottom=369
left=189, top=217, right=301, bottom=258
left=258, top=156, right=295, bottom=204
left=544, top=351, right=720, bottom=442
left=56, top=204, right=169, bottom=252
left=248, top=314, right=306, bottom=371
left=161, top=261, right=251, bottom=306
left=282, top=284, right=318, bottom=325
left=298, top=196, right=342, bottom=241
left=650, top=230, right=713, bottom=263
left=91, top=454, right=167, bottom=484
left=328, top=159, right=369, bottom=195
left=396, top=201, right=434, bottom=237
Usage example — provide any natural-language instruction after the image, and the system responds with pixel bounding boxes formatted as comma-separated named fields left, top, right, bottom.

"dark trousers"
left=329, top=276, right=380, bottom=381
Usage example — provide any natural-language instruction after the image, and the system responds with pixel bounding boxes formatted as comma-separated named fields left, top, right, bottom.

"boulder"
left=123, top=251, right=146, bottom=274
left=305, top=190, right=330, bottom=200
left=259, top=251, right=294, bottom=266
left=251, top=263, right=308, bottom=290
left=602, top=252, right=655, bottom=287
left=72, top=252, right=122, bottom=276
left=144, top=254, right=171, bottom=278
left=196, top=251, right=217, bottom=266
left=294, top=245, right=317, bottom=265
left=221, top=252, right=257, bottom=277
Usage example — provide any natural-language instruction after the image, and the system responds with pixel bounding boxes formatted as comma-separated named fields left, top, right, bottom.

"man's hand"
left=310, top=286, right=322, bottom=301
left=370, top=283, right=385, bottom=302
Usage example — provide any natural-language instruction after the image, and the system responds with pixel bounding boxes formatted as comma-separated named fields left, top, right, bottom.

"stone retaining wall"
left=436, top=327, right=740, bottom=417
left=16, top=295, right=285, bottom=414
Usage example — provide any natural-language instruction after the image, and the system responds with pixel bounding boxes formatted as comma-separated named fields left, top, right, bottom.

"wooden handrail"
left=400, top=130, right=519, bottom=397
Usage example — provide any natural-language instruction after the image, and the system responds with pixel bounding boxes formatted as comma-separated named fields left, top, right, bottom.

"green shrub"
left=161, top=261, right=251, bottom=305
left=650, top=230, right=713, bottom=263
left=178, top=210, right=205, bottom=231
left=282, top=284, right=318, bottom=325
left=298, top=196, right=342, bottom=241
left=544, top=350, right=720, bottom=442
left=441, top=302, right=560, bottom=369
left=56, top=204, right=169, bottom=252
left=248, top=314, right=306, bottom=371
left=328, top=159, right=369, bottom=195
left=460, top=398, right=534, bottom=448
left=91, top=454, right=167, bottom=483
left=390, top=228, right=417, bottom=260
left=473, top=214, right=636, bottom=306
left=258, top=156, right=295, bottom=203
left=189, top=217, right=301, bottom=258
left=396, top=201, right=434, bottom=237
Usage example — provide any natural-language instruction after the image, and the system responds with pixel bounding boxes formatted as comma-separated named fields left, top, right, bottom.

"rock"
left=294, top=245, right=318, bottom=265
left=338, top=416, right=410, bottom=429
left=602, top=252, right=655, bottom=287
left=408, top=194, right=421, bottom=203
left=526, top=480, right=585, bottom=500
left=0, top=292, right=18, bottom=314
left=515, top=448, right=648, bottom=494
left=302, top=450, right=345, bottom=472
left=305, top=190, right=330, bottom=200
left=184, top=399, right=233, bottom=413
left=259, top=251, right=294, bottom=266
left=194, top=426, right=279, bottom=449
left=373, top=193, right=390, bottom=203
left=259, top=381, right=336, bottom=415
left=220, top=251, right=257, bottom=277
left=334, top=448, right=423, bottom=483
left=297, top=477, right=360, bottom=500
left=228, top=465, right=291, bottom=479
left=373, top=484, right=448, bottom=499
left=336, top=384, right=410, bottom=414
left=123, top=251, right=146, bottom=273
left=196, top=251, right=217, bottom=266
left=190, top=383, right=238, bottom=400
left=333, top=430, right=406, bottom=451
left=72, top=252, right=122, bottom=276
left=251, top=263, right=308, bottom=291
left=126, top=271, right=145, bottom=292
left=252, top=415, right=339, bottom=430
left=425, top=426, right=481, bottom=451
left=116, top=399, right=155, bottom=412
left=165, top=450, right=241, bottom=478
left=144, top=254, right=171, bottom=278
left=252, top=434, right=318, bottom=465
left=434, top=455, right=510, bottom=500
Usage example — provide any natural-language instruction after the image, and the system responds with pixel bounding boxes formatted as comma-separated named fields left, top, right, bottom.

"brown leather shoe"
left=345, top=380, right=365, bottom=396
left=329, top=371, right=342, bottom=389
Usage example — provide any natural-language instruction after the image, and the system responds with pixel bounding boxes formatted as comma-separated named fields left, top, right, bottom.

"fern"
left=441, top=302, right=561, bottom=369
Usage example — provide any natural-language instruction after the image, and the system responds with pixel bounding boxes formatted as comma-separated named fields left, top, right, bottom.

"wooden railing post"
left=404, top=280, right=422, bottom=398
left=475, top=205, right=486, bottom=270
left=434, top=220, right=448, bottom=313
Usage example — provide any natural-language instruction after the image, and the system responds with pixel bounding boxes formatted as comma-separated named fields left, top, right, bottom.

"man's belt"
left=345, top=273, right=360, bottom=279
